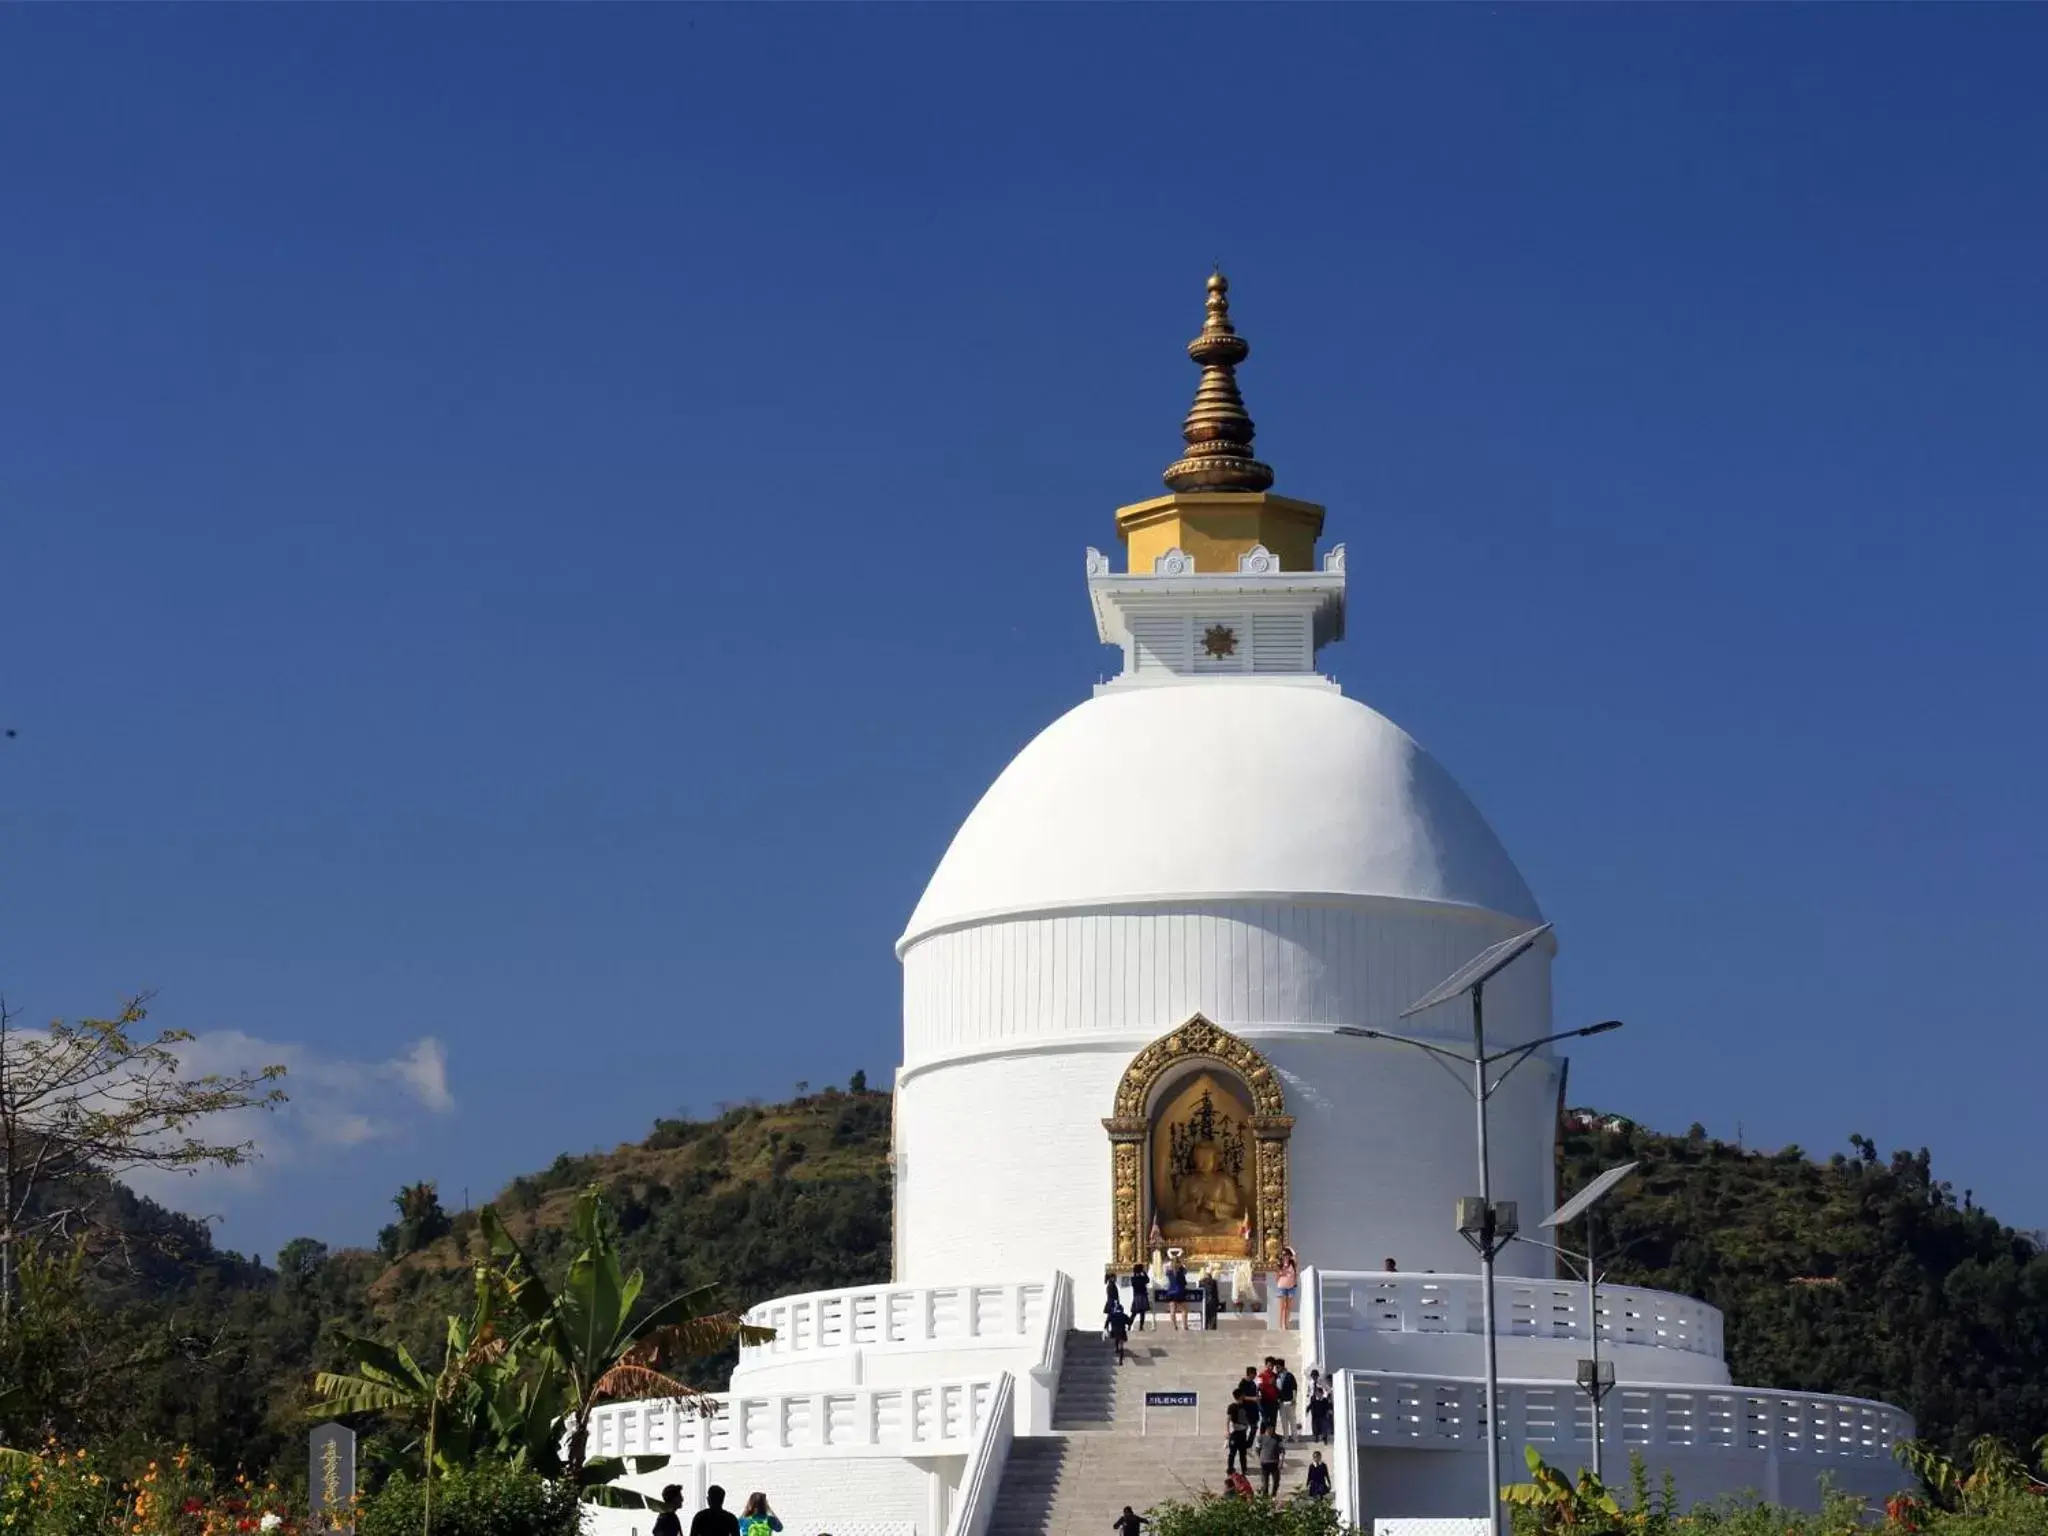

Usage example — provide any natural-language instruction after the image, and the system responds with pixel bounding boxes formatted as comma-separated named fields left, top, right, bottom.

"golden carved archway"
left=1103, top=1015, right=1294, bottom=1272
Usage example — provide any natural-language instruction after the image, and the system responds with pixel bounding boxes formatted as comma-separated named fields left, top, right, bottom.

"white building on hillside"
left=598, top=275, right=1912, bottom=1536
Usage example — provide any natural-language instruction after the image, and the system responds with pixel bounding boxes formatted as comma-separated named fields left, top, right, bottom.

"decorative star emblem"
left=1202, top=624, right=1238, bottom=659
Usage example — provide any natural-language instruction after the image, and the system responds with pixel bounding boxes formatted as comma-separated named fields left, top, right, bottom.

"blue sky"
left=3, top=6, right=2044, bottom=1261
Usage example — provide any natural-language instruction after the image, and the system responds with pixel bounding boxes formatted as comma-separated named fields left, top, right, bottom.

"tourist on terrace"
left=1383, top=1257, right=1398, bottom=1272
left=652, top=1486, right=684, bottom=1536
left=1275, top=1357, right=1299, bottom=1438
left=1164, top=1249, right=1191, bottom=1329
left=1305, top=1451, right=1331, bottom=1500
left=688, top=1486, right=739, bottom=1536
left=1256, top=1423, right=1285, bottom=1497
left=1225, top=1390, right=1254, bottom=1477
left=736, top=1493, right=781, bottom=1535
left=1307, top=1369, right=1334, bottom=1444
left=1274, top=1246, right=1300, bottom=1330
left=1128, top=1263, right=1152, bottom=1330
left=1114, top=1507, right=1149, bottom=1536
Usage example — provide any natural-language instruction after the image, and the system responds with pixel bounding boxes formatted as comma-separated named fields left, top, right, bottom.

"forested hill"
left=12, top=1081, right=2047, bottom=1487
left=1561, top=1115, right=2048, bottom=1450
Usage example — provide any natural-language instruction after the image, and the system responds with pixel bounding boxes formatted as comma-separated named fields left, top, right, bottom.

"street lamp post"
left=1335, top=921, right=1624, bottom=1536
left=1527, top=1160, right=1640, bottom=1479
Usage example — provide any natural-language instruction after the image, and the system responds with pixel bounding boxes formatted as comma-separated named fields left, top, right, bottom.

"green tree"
left=0, top=1238, right=91, bottom=1444
left=316, top=1187, right=771, bottom=1510
left=481, top=1186, right=771, bottom=1490
left=0, top=992, right=285, bottom=1330
left=378, top=1181, right=454, bottom=1260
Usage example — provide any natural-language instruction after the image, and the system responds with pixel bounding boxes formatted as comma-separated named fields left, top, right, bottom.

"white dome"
left=900, top=683, right=1542, bottom=949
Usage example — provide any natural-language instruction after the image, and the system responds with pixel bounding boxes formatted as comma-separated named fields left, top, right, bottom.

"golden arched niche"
left=1103, top=1015, right=1294, bottom=1272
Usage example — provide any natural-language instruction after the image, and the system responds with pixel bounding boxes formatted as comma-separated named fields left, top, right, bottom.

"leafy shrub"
left=0, top=1444, right=125, bottom=1536
left=356, top=1465, right=579, bottom=1536
left=1148, top=1491, right=1355, bottom=1536
left=0, top=1444, right=298, bottom=1536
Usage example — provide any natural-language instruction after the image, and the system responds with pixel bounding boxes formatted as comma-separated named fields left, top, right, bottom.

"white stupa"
left=600, top=276, right=1912, bottom=1536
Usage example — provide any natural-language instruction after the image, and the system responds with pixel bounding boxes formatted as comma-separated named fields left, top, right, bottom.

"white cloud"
left=391, top=1037, right=454, bottom=1113
left=121, top=1031, right=457, bottom=1205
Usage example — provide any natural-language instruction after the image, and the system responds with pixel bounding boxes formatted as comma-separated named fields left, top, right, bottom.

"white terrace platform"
left=588, top=1270, right=1910, bottom=1536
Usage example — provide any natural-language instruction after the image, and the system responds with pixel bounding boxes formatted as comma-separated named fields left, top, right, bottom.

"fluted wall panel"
left=901, top=901, right=1552, bottom=1067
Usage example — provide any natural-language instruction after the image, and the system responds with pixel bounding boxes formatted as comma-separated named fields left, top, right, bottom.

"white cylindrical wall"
left=896, top=898, right=1560, bottom=1287
left=903, top=900, right=1551, bottom=1066
left=894, top=1031, right=1560, bottom=1286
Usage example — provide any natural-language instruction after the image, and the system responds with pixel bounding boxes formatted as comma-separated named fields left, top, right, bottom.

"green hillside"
left=1561, top=1115, right=2048, bottom=1448
left=7, top=1083, right=2045, bottom=1489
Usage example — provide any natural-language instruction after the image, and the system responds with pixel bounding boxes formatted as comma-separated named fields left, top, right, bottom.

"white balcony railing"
left=1348, top=1372, right=1911, bottom=1461
left=1319, top=1272, right=1724, bottom=1362
left=740, top=1279, right=1054, bottom=1365
left=943, top=1372, right=1015, bottom=1536
left=586, top=1376, right=1005, bottom=1463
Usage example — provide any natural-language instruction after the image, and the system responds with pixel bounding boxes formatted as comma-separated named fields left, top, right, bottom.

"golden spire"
left=1162, top=271, right=1274, bottom=494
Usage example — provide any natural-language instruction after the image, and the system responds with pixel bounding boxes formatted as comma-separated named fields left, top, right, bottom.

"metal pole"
left=1473, top=980, right=1504, bottom=1536
left=1586, top=1211, right=1603, bottom=1480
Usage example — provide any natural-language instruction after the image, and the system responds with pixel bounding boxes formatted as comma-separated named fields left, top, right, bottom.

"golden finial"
left=1162, top=270, right=1274, bottom=494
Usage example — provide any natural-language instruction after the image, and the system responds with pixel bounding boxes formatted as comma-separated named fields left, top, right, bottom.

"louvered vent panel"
left=1250, top=613, right=1311, bottom=673
left=1132, top=616, right=1191, bottom=672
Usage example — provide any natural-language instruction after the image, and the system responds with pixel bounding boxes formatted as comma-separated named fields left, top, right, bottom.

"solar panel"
left=1398, top=922, right=1555, bottom=1018
left=1541, top=1161, right=1639, bottom=1230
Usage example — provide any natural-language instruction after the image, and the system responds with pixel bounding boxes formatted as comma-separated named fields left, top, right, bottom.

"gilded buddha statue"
left=1160, top=1140, right=1247, bottom=1240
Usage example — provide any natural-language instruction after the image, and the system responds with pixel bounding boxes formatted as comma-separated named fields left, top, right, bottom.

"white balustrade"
left=585, top=1376, right=1004, bottom=1463
left=1301, top=1264, right=1327, bottom=1376
left=1348, top=1372, right=1912, bottom=1461
left=943, top=1372, right=1015, bottom=1536
left=741, top=1279, right=1053, bottom=1364
left=1330, top=1355, right=1362, bottom=1528
left=1319, top=1272, right=1723, bottom=1362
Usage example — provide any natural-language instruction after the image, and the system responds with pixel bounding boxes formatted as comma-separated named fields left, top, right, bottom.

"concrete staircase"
left=990, top=1319, right=1323, bottom=1536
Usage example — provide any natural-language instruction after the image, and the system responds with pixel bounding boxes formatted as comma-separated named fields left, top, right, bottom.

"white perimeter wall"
left=604, top=1456, right=956, bottom=1536
left=895, top=1031, right=1559, bottom=1285
left=1357, top=1446, right=1905, bottom=1520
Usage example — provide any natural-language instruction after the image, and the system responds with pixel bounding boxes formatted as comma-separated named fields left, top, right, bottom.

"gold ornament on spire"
left=1162, top=271, right=1275, bottom=494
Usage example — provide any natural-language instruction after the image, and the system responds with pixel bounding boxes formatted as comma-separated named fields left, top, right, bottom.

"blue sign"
left=1145, top=1390, right=1199, bottom=1407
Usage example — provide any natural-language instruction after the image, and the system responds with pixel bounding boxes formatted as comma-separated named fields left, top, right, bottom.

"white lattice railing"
left=586, top=1376, right=1004, bottom=1462
left=740, top=1279, right=1055, bottom=1365
left=1319, top=1272, right=1724, bottom=1362
left=1349, top=1372, right=1912, bottom=1460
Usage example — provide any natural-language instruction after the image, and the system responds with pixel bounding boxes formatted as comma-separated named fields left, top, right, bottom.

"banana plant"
left=480, top=1186, right=773, bottom=1496
left=310, top=1264, right=514, bottom=1536
left=1501, top=1445, right=1625, bottom=1535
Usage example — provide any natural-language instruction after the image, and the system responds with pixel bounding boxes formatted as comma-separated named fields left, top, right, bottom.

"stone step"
left=1006, top=1327, right=1327, bottom=1533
